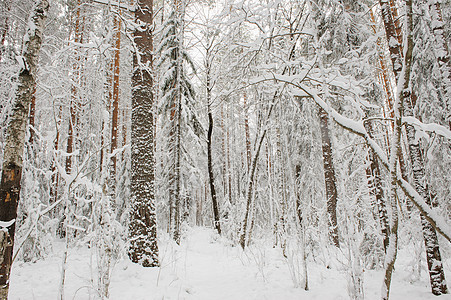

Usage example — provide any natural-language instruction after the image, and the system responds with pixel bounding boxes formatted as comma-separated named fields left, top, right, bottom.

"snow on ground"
left=9, top=227, right=451, bottom=299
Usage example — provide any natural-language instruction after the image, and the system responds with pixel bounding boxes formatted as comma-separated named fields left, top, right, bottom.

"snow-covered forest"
left=0, top=0, right=450, bottom=299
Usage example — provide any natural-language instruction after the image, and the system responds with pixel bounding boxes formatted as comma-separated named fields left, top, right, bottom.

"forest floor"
left=9, top=226, right=451, bottom=300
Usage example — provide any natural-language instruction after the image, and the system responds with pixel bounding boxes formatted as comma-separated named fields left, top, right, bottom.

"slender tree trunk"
left=275, top=114, right=287, bottom=252
left=49, top=107, right=61, bottom=219
left=58, top=0, right=83, bottom=239
left=244, top=91, right=251, bottom=171
left=364, top=121, right=389, bottom=252
left=0, top=1, right=48, bottom=298
left=206, top=60, right=221, bottom=234
left=128, top=0, right=159, bottom=267
left=381, top=1, right=413, bottom=298
left=28, top=93, right=36, bottom=144
left=66, top=0, right=83, bottom=177
left=239, top=130, right=266, bottom=249
left=207, top=111, right=221, bottom=234
left=110, top=12, right=121, bottom=178
left=319, top=107, right=340, bottom=248
left=239, top=96, right=277, bottom=249
left=170, top=92, right=182, bottom=244
left=221, top=106, right=228, bottom=201
left=226, top=106, right=233, bottom=205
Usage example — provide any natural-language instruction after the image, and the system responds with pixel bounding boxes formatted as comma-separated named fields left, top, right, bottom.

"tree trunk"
left=226, top=106, right=233, bottom=205
left=379, top=0, right=403, bottom=78
left=220, top=106, right=229, bottom=202
left=275, top=116, right=287, bottom=252
left=239, top=130, right=266, bottom=249
left=380, top=0, right=448, bottom=295
left=364, top=121, right=389, bottom=252
left=239, top=95, right=277, bottom=249
left=110, top=12, right=121, bottom=177
left=169, top=95, right=182, bottom=244
left=244, top=91, right=251, bottom=171
left=28, top=93, right=36, bottom=144
left=206, top=60, right=221, bottom=234
left=128, top=0, right=159, bottom=267
left=381, top=1, right=413, bottom=298
left=428, top=0, right=451, bottom=129
left=0, top=1, right=10, bottom=60
left=404, top=99, right=448, bottom=295
left=207, top=112, right=221, bottom=233
left=65, top=0, right=83, bottom=177
left=319, top=107, right=339, bottom=248
left=0, top=1, right=48, bottom=298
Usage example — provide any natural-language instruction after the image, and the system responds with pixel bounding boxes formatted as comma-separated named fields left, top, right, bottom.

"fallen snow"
left=9, top=227, right=451, bottom=300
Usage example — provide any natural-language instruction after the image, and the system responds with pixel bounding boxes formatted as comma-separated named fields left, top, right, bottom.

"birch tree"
left=0, top=1, right=48, bottom=298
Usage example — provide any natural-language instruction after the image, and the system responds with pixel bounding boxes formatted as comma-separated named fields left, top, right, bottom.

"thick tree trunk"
left=428, top=0, right=451, bottom=129
left=379, top=0, right=403, bottom=78
left=128, top=0, right=159, bottom=267
left=319, top=107, right=339, bottom=248
left=0, top=1, right=48, bottom=298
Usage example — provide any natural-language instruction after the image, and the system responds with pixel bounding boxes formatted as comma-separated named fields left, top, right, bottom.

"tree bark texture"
left=0, top=1, right=10, bottom=60
left=364, top=122, right=389, bottom=253
left=128, top=0, right=159, bottom=267
left=428, top=0, right=451, bottom=129
left=319, top=107, right=339, bottom=248
left=110, top=12, right=121, bottom=176
left=0, top=1, right=48, bottom=298
left=404, top=100, right=448, bottom=295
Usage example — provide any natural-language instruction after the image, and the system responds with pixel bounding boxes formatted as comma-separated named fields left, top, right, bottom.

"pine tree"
left=128, top=0, right=159, bottom=267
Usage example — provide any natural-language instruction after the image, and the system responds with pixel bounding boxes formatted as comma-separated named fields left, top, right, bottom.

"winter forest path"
left=9, top=227, right=451, bottom=299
